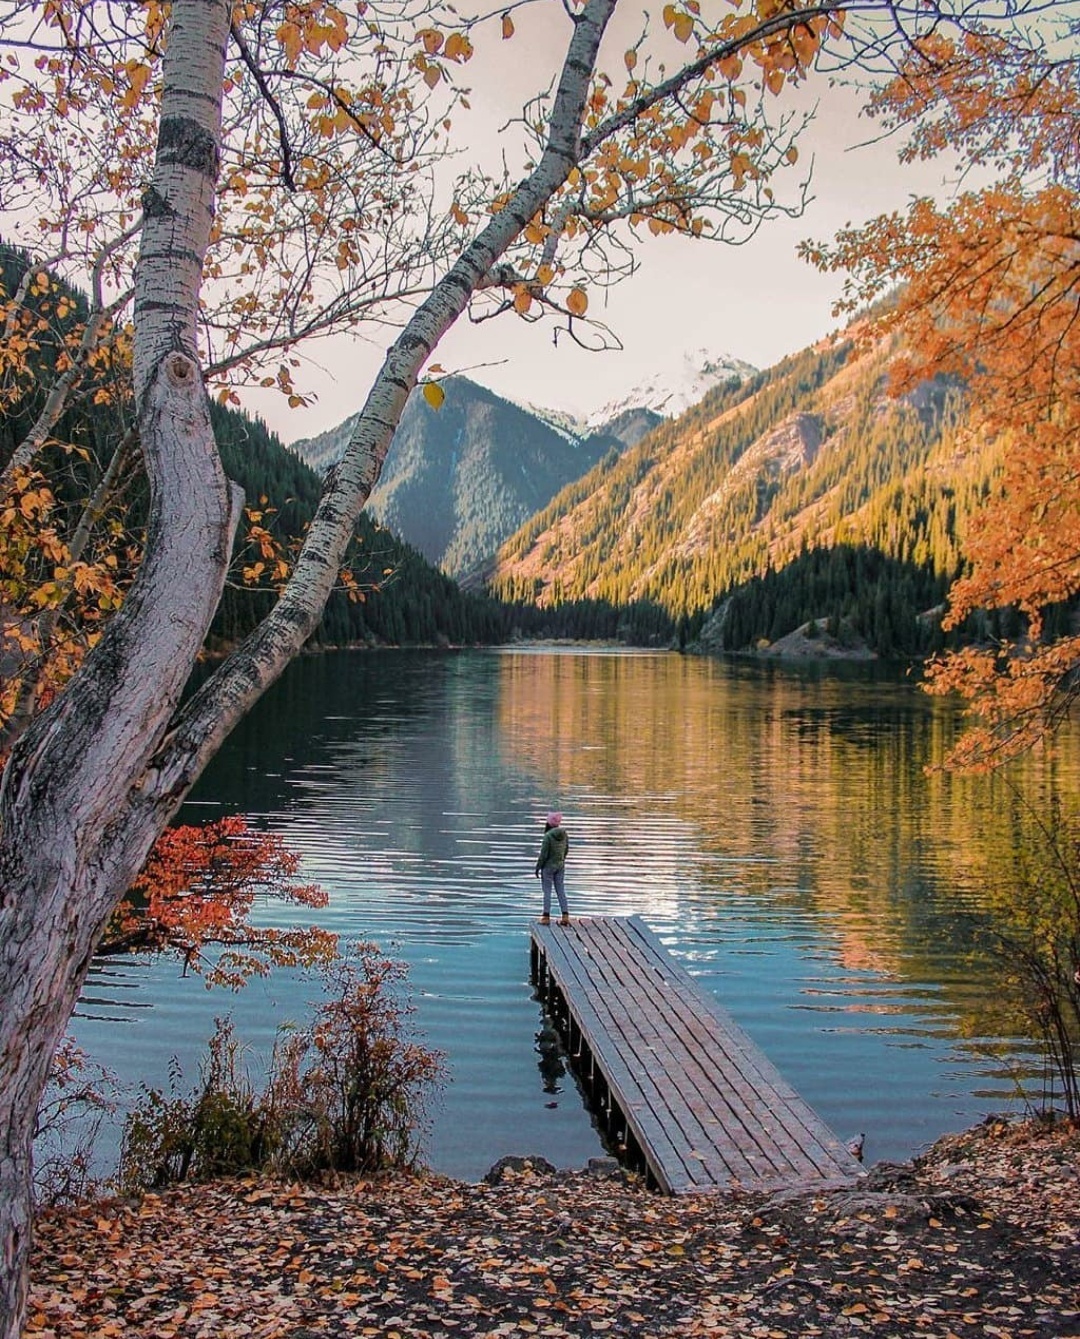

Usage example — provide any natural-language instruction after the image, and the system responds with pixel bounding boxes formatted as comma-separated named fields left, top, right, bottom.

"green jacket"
left=535, top=825, right=569, bottom=874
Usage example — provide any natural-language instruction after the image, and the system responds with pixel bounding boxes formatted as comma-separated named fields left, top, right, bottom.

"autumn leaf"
left=566, top=286, right=588, bottom=317
left=422, top=381, right=445, bottom=409
left=443, top=32, right=472, bottom=62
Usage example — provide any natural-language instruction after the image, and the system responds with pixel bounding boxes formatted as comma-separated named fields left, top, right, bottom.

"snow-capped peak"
left=585, top=347, right=756, bottom=430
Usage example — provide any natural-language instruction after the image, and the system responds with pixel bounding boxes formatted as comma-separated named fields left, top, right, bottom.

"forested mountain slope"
left=0, top=244, right=505, bottom=652
left=209, top=406, right=507, bottom=648
left=292, top=376, right=654, bottom=578
left=486, top=337, right=1007, bottom=655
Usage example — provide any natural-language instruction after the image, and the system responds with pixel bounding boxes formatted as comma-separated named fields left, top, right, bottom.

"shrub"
left=118, top=1021, right=267, bottom=1191
left=117, top=944, right=444, bottom=1192
left=34, top=1037, right=118, bottom=1206
left=267, top=949, right=446, bottom=1176
left=977, top=794, right=1080, bottom=1118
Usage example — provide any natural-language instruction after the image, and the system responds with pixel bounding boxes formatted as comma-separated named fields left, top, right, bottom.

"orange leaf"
left=444, top=32, right=473, bottom=62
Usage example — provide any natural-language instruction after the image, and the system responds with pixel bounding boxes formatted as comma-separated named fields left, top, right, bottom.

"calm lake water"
left=73, top=647, right=1075, bottom=1180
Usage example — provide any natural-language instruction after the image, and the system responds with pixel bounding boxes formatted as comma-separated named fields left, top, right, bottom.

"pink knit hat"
left=547, top=811, right=563, bottom=827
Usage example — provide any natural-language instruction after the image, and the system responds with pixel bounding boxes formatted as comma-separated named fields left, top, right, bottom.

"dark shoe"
left=539, top=914, right=551, bottom=925
left=558, top=916, right=570, bottom=926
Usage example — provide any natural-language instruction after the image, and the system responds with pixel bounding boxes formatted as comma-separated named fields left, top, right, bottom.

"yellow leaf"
left=536, top=263, right=555, bottom=285
left=566, top=287, right=588, bottom=317
left=513, top=287, right=533, bottom=315
left=444, top=32, right=473, bottom=62
left=625, top=48, right=637, bottom=71
left=502, top=12, right=514, bottom=39
left=423, top=381, right=446, bottom=409
left=672, top=13, right=693, bottom=42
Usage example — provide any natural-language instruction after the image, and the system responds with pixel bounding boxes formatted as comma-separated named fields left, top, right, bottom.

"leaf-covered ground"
left=27, top=1118, right=1080, bottom=1338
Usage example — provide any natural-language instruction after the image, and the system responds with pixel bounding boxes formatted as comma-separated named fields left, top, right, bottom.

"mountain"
left=583, top=346, right=758, bottom=429
left=291, top=351, right=756, bottom=580
left=486, top=335, right=1015, bottom=657
left=292, top=377, right=650, bottom=579
left=207, top=404, right=509, bottom=650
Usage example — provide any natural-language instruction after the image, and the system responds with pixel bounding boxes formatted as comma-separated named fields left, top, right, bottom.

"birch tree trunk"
left=0, top=1, right=645, bottom=1333
left=0, top=2, right=236, bottom=1334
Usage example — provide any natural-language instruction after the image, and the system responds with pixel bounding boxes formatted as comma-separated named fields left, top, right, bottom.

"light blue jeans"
left=541, top=866, right=568, bottom=918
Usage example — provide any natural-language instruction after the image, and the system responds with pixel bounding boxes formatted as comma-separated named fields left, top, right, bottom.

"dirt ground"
left=26, top=1117, right=1080, bottom=1338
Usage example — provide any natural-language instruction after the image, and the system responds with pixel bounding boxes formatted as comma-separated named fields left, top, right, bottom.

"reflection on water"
left=73, top=648, right=1075, bottom=1179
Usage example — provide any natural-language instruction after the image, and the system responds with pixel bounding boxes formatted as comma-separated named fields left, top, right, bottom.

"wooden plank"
left=619, top=919, right=855, bottom=1181
left=622, top=918, right=860, bottom=1178
left=563, top=922, right=769, bottom=1188
left=530, top=916, right=862, bottom=1194
left=535, top=922, right=760, bottom=1190
left=597, top=930, right=805, bottom=1185
left=535, top=924, right=691, bottom=1191
left=595, top=934, right=854, bottom=1186
left=541, top=924, right=716, bottom=1191
left=605, top=921, right=832, bottom=1178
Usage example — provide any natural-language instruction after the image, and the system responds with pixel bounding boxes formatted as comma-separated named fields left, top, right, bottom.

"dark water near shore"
left=74, top=647, right=1076, bottom=1179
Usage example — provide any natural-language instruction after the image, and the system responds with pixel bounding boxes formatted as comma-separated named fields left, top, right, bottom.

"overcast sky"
left=251, top=8, right=964, bottom=444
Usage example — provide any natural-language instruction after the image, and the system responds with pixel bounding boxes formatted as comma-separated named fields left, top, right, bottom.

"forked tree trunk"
left=0, top=1, right=619, bottom=1333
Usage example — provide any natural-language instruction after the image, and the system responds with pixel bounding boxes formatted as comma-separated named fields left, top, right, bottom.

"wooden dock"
left=530, top=915, right=863, bottom=1195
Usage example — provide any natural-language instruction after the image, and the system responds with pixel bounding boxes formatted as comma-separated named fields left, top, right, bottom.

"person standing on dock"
left=535, top=811, right=570, bottom=926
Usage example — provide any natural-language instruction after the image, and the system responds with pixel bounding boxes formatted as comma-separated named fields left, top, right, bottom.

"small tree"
left=33, top=1040, right=118, bottom=1209
left=117, top=947, right=444, bottom=1191
left=976, top=795, right=1080, bottom=1117
left=268, top=947, right=446, bottom=1176
left=103, top=816, right=337, bottom=988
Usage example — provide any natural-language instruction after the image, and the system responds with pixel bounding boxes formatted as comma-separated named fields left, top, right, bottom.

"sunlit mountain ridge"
left=290, top=349, right=754, bottom=580
left=485, top=334, right=1026, bottom=657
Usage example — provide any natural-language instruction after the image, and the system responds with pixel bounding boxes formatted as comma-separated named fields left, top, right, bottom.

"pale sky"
left=249, top=7, right=964, bottom=444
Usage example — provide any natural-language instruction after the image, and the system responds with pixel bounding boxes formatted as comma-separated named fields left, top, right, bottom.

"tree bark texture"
left=0, top=3, right=234, bottom=1336
left=0, top=2, right=621, bottom=1334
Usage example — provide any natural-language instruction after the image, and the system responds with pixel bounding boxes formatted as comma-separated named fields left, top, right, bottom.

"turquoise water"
left=73, top=647, right=1063, bottom=1179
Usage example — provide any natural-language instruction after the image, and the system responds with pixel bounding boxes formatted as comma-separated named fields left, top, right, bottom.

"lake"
left=73, top=646, right=1072, bottom=1181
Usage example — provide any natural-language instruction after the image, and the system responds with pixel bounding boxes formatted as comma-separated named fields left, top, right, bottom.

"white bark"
left=0, top=3, right=234, bottom=1336
left=0, top=0, right=847, bottom=1332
